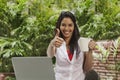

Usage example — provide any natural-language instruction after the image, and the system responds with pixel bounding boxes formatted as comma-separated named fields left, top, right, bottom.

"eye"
left=68, top=24, right=73, bottom=27
left=61, top=23, right=66, bottom=26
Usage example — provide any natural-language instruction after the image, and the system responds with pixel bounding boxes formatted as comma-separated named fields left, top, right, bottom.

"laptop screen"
left=12, top=57, right=55, bottom=80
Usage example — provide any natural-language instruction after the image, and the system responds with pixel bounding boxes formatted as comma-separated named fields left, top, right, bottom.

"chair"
left=85, top=70, right=100, bottom=80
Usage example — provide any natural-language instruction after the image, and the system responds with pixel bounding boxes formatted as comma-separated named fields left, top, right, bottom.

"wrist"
left=88, top=49, right=92, bottom=54
left=50, top=40, right=55, bottom=48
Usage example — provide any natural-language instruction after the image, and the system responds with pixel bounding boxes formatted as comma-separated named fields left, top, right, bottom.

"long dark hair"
left=55, top=11, right=80, bottom=56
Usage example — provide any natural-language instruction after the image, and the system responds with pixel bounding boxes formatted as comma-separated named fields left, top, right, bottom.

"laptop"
left=12, top=57, right=55, bottom=80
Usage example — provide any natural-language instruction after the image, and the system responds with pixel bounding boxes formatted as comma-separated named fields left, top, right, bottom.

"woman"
left=47, top=11, right=96, bottom=80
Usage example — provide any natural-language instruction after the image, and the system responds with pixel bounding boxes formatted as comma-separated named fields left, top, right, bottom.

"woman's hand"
left=88, top=40, right=97, bottom=50
left=51, top=29, right=64, bottom=48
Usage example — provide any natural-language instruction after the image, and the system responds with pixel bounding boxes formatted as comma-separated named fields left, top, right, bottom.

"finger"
left=55, top=28, right=60, bottom=37
left=89, top=40, right=97, bottom=50
left=55, top=40, right=63, bottom=45
left=55, top=42, right=62, bottom=48
left=52, top=37, right=63, bottom=47
left=56, top=36, right=64, bottom=42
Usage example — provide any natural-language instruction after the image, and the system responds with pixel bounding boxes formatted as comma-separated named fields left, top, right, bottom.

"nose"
left=64, top=26, right=69, bottom=30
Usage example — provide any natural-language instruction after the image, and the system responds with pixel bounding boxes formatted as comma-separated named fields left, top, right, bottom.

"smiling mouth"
left=63, top=31, right=70, bottom=35
left=64, top=31, right=69, bottom=34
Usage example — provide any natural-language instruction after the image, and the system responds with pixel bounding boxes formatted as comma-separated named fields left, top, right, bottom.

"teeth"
left=65, top=32, right=69, bottom=33
left=64, top=31, right=69, bottom=33
left=64, top=33, right=69, bottom=35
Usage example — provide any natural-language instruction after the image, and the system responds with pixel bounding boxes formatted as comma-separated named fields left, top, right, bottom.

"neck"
left=65, top=38, right=70, bottom=44
left=64, top=38, right=71, bottom=50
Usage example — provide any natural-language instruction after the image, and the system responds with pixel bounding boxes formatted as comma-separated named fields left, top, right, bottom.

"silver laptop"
left=12, top=57, right=55, bottom=80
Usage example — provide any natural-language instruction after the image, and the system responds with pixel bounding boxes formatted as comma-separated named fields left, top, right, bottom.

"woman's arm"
left=83, top=40, right=97, bottom=73
left=83, top=50, right=93, bottom=73
left=47, top=28, right=64, bottom=58
left=47, top=40, right=56, bottom=58
left=47, top=37, right=64, bottom=58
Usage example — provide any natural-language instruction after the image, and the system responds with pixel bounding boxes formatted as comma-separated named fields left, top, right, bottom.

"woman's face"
left=60, top=17, right=74, bottom=39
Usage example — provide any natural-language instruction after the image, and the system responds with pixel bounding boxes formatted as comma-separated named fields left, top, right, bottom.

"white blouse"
left=54, top=42, right=85, bottom=80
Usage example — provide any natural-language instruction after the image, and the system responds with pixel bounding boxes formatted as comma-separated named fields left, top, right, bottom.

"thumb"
left=55, top=28, right=60, bottom=37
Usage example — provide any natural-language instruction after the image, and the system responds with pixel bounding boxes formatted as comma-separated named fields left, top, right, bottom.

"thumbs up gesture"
left=55, top=28, right=60, bottom=37
left=51, top=28, right=64, bottom=48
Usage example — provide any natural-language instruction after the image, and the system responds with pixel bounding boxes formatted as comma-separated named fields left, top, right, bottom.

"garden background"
left=0, top=0, right=120, bottom=80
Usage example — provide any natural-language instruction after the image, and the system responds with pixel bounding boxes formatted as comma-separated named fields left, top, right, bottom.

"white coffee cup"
left=78, top=37, right=91, bottom=52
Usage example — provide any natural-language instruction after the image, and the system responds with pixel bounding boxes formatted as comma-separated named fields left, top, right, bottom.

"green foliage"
left=5, top=76, right=16, bottom=80
left=78, top=0, right=120, bottom=40
left=0, top=0, right=57, bottom=72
